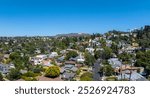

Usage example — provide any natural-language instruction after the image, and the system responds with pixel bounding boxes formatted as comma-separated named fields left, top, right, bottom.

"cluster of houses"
left=108, top=58, right=147, bottom=81
left=29, top=49, right=86, bottom=80
left=0, top=29, right=149, bottom=81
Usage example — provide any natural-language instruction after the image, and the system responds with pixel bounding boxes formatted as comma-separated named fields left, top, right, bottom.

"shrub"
left=21, top=76, right=37, bottom=81
left=23, top=71, right=37, bottom=77
left=80, top=72, right=93, bottom=81
left=45, top=66, right=60, bottom=78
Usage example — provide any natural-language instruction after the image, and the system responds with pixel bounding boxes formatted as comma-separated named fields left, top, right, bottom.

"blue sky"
left=0, top=0, right=150, bottom=36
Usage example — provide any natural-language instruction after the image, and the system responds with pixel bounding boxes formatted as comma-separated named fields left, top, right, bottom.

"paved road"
left=93, top=60, right=102, bottom=81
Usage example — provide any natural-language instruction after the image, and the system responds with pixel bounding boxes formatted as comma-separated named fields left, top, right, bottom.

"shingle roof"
left=118, top=71, right=148, bottom=81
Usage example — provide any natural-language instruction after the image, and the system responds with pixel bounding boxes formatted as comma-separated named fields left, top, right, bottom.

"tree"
left=135, top=50, right=150, bottom=75
left=99, top=65, right=114, bottom=76
left=7, top=68, right=21, bottom=80
left=118, top=52, right=132, bottom=64
left=94, top=50, right=103, bottom=60
left=94, top=47, right=112, bottom=60
left=100, top=47, right=113, bottom=60
left=9, top=52, right=21, bottom=61
left=111, top=43, right=118, bottom=54
left=45, top=66, right=60, bottom=78
left=99, top=38, right=106, bottom=47
left=65, top=51, right=78, bottom=60
left=84, top=52, right=95, bottom=66
left=13, top=59, right=24, bottom=70
left=80, top=72, right=93, bottom=81
left=9, top=52, right=26, bottom=70
left=0, top=72, right=3, bottom=81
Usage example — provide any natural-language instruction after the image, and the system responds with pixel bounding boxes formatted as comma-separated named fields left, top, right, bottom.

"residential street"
left=93, top=60, right=101, bottom=81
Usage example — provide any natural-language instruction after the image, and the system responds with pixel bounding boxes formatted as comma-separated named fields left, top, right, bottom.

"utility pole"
left=129, top=55, right=136, bottom=81
left=120, top=59, right=123, bottom=81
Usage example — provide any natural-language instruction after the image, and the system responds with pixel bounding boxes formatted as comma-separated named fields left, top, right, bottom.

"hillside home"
left=49, top=52, right=58, bottom=58
left=30, top=54, right=47, bottom=65
left=108, top=58, right=122, bottom=68
left=85, top=48, right=95, bottom=55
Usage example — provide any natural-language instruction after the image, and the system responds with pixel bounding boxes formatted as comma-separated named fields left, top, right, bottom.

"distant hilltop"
left=55, top=33, right=91, bottom=37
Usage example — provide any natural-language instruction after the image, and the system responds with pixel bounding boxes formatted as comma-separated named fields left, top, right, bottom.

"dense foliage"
left=65, top=51, right=78, bottom=60
left=45, top=66, right=60, bottom=78
left=84, top=52, right=95, bottom=66
left=0, top=72, right=3, bottom=81
left=80, top=72, right=93, bottom=81
left=7, top=68, right=21, bottom=80
left=99, top=65, right=114, bottom=76
left=135, top=50, right=150, bottom=75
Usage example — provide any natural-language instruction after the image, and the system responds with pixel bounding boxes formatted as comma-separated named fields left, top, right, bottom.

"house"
left=120, top=33, right=129, bottom=37
left=3, top=54, right=9, bottom=59
left=49, top=52, right=58, bottom=58
left=118, top=71, right=148, bottom=81
left=105, top=40, right=112, bottom=47
left=20, top=69, right=27, bottom=74
left=108, top=58, right=122, bottom=68
left=65, top=61, right=76, bottom=66
left=0, top=64, right=15, bottom=74
left=60, top=61, right=78, bottom=80
left=85, top=48, right=95, bottom=55
left=60, top=50, right=66, bottom=54
left=71, top=67, right=78, bottom=72
left=64, top=64, right=75, bottom=70
left=42, top=60, right=52, bottom=66
left=57, top=56, right=65, bottom=63
left=30, top=54, right=47, bottom=65
left=61, top=72, right=76, bottom=81
left=35, top=49, right=41, bottom=54
left=76, top=53, right=85, bottom=63
left=36, top=55, right=47, bottom=60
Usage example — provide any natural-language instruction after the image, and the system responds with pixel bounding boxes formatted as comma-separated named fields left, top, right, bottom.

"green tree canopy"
left=135, top=50, right=150, bottom=74
left=80, top=72, right=93, bottom=81
left=65, top=51, right=78, bottom=60
left=84, top=52, right=95, bottom=66
left=111, top=43, right=118, bottom=54
left=118, top=52, right=133, bottom=64
left=9, top=52, right=21, bottom=61
left=0, top=72, right=3, bottom=81
left=7, top=68, right=21, bottom=81
left=99, top=65, right=114, bottom=76
left=45, top=66, right=60, bottom=78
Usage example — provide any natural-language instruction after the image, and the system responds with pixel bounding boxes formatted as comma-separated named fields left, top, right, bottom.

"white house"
left=60, top=50, right=66, bottom=54
left=76, top=53, right=85, bottom=63
left=49, top=52, right=58, bottom=58
left=30, top=55, right=47, bottom=65
left=85, top=48, right=95, bottom=55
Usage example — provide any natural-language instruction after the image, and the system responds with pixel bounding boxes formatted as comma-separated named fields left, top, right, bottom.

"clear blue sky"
left=0, top=0, right=150, bottom=36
